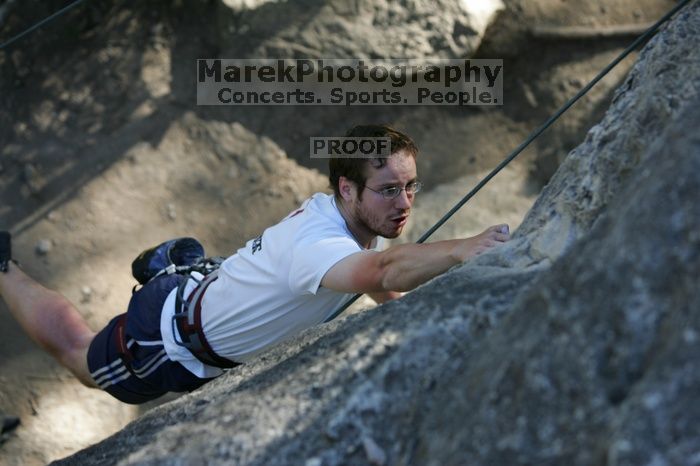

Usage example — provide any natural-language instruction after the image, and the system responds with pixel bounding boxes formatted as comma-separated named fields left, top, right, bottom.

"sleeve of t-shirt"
left=288, top=235, right=362, bottom=295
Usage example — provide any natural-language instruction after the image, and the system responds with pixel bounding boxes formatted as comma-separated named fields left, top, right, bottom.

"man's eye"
left=382, top=187, right=400, bottom=196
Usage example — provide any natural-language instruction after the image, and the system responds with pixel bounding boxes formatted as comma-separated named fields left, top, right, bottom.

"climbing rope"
left=0, top=0, right=89, bottom=51
left=0, top=0, right=692, bottom=321
left=324, top=0, right=694, bottom=323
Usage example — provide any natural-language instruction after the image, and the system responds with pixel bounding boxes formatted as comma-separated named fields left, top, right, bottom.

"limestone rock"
left=416, top=82, right=700, bottom=466
left=54, top=3, right=700, bottom=465
left=221, top=0, right=503, bottom=59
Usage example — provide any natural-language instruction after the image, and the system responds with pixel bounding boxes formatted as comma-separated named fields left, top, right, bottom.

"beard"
left=351, top=198, right=409, bottom=240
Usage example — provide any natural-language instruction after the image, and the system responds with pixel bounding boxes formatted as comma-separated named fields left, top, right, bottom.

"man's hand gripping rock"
left=453, top=224, right=511, bottom=262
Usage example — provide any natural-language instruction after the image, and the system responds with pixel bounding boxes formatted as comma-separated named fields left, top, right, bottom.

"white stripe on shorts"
left=90, top=358, right=122, bottom=378
left=134, top=339, right=164, bottom=346
left=95, top=363, right=129, bottom=387
left=99, top=369, right=132, bottom=389
left=135, top=353, right=170, bottom=379
left=133, top=349, right=167, bottom=376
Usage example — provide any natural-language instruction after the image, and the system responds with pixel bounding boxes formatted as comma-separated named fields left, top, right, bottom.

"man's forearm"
left=378, top=240, right=464, bottom=292
left=320, top=225, right=509, bottom=295
left=378, top=224, right=510, bottom=292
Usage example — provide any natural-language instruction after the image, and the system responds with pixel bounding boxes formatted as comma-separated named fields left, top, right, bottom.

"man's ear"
left=338, top=176, right=355, bottom=202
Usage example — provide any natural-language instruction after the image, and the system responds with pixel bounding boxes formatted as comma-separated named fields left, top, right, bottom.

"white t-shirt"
left=160, top=193, right=384, bottom=378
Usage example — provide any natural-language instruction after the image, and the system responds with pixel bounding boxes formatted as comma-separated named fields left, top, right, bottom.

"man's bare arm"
left=322, top=224, right=510, bottom=294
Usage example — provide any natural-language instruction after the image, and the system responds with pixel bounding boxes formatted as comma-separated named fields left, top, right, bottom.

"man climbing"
left=0, top=124, right=510, bottom=404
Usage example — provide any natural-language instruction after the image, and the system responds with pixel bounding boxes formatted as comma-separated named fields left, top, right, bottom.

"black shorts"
left=86, top=274, right=215, bottom=404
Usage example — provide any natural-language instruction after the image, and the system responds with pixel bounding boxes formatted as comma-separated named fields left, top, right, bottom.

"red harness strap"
left=113, top=314, right=138, bottom=376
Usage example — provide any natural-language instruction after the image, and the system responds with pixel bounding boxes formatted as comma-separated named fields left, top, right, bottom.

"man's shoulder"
left=261, top=193, right=350, bottom=246
left=290, top=193, right=344, bottom=229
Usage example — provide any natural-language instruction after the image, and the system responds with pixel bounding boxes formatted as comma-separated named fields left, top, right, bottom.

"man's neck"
left=334, top=196, right=375, bottom=249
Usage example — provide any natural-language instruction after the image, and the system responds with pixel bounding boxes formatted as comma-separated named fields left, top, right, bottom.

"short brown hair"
left=328, top=124, right=418, bottom=198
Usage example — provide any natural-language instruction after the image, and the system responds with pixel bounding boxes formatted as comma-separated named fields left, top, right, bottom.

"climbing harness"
left=323, top=0, right=694, bottom=323
left=130, top=237, right=236, bottom=368
left=171, top=268, right=240, bottom=369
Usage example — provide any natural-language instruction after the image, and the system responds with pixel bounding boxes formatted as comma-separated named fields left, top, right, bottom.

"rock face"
left=56, top=3, right=699, bottom=465
left=220, top=0, right=503, bottom=58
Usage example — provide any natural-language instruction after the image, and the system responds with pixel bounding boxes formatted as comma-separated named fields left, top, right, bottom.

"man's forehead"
left=366, top=151, right=417, bottom=183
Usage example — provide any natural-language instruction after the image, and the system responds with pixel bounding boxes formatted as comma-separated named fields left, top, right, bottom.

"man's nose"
left=394, top=189, right=412, bottom=209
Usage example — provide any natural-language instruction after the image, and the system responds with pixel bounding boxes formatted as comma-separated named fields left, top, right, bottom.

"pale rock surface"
left=55, top=3, right=700, bottom=465
left=219, top=0, right=503, bottom=59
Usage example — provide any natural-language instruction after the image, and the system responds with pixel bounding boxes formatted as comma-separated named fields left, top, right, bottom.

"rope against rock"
left=324, top=0, right=694, bottom=323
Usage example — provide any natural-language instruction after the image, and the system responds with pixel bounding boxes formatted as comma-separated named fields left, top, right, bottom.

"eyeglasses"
left=364, top=181, right=423, bottom=200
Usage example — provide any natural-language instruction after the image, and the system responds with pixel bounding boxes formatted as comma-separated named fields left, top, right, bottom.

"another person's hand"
left=454, top=224, right=510, bottom=262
